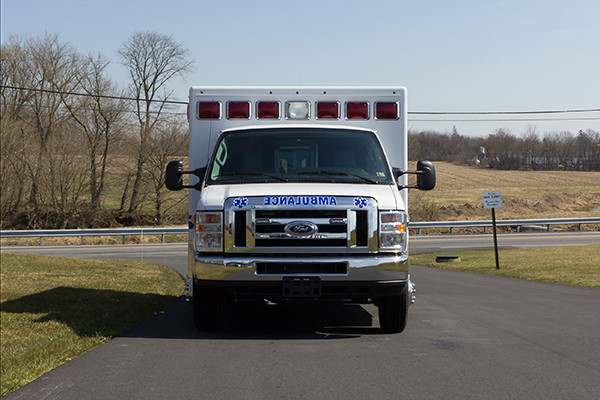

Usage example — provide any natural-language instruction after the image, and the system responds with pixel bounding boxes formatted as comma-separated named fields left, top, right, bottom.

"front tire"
left=377, top=286, right=408, bottom=333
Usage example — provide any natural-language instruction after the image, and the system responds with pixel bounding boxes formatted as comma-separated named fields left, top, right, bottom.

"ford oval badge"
left=284, top=221, right=318, bottom=237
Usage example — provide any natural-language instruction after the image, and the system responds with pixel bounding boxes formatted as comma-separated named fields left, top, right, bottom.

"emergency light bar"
left=196, top=100, right=400, bottom=120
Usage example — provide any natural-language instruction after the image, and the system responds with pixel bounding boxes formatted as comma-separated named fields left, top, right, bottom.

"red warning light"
left=227, top=101, right=250, bottom=119
left=197, top=102, right=221, bottom=119
left=257, top=101, right=280, bottom=119
left=316, top=102, right=340, bottom=119
left=375, top=102, right=399, bottom=120
left=346, top=102, right=369, bottom=119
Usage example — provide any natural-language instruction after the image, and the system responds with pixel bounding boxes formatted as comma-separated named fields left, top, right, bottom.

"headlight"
left=196, top=212, right=223, bottom=251
left=379, top=211, right=408, bottom=252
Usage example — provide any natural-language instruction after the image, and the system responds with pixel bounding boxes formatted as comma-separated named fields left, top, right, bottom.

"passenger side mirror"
left=165, top=161, right=206, bottom=191
left=165, top=160, right=184, bottom=191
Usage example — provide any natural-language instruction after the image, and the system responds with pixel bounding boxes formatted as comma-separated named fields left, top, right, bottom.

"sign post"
left=482, top=191, right=501, bottom=270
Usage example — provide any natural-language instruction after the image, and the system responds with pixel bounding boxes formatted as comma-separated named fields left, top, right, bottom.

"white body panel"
left=187, top=86, right=408, bottom=219
left=198, top=182, right=402, bottom=212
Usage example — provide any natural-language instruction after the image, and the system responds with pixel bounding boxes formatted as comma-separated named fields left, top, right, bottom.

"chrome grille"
left=224, top=196, right=377, bottom=253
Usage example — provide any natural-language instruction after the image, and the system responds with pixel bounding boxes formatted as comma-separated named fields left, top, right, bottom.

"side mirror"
left=165, top=160, right=184, bottom=190
left=394, top=160, right=436, bottom=191
left=416, top=160, right=436, bottom=191
left=165, top=160, right=207, bottom=191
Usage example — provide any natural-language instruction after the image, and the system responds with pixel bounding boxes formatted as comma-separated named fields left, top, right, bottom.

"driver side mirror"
left=416, top=160, right=436, bottom=191
left=393, top=160, right=436, bottom=191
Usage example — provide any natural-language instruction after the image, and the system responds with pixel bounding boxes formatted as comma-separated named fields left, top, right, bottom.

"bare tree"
left=65, top=53, right=126, bottom=210
left=145, top=117, right=188, bottom=224
left=118, top=31, right=193, bottom=213
left=484, top=129, right=519, bottom=169
left=521, top=125, right=542, bottom=170
left=21, top=34, right=81, bottom=211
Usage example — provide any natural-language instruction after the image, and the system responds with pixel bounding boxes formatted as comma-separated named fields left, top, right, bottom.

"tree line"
left=1, top=33, right=598, bottom=230
left=1, top=32, right=192, bottom=229
left=410, top=126, right=600, bottom=170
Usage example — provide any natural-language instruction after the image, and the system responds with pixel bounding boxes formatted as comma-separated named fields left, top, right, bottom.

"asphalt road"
left=4, top=232, right=600, bottom=399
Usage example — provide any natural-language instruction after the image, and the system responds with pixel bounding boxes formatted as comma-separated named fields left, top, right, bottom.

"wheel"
left=377, top=287, right=408, bottom=333
left=192, top=281, right=220, bottom=331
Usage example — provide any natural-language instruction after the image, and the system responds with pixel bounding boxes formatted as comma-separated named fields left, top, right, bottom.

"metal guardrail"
left=410, top=217, right=600, bottom=234
left=0, top=227, right=185, bottom=245
left=1, top=217, right=599, bottom=245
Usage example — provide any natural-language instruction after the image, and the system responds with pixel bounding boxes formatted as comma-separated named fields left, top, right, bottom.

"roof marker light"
left=227, top=101, right=250, bottom=119
left=346, top=102, right=369, bottom=119
left=316, top=102, right=340, bottom=119
left=257, top=101, right=280, bottom=119
left=197, top=101, right=221, bottom=119
left=286, top=101, right=310, bottom=120
left=375, top=102, right=399, bottom=120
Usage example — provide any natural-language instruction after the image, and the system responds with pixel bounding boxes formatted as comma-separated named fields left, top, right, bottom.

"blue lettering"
left=264, top=195, right=338, bottom=207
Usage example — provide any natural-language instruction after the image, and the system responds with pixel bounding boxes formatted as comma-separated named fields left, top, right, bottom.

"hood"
left=198, top=183, right=404, bottom=210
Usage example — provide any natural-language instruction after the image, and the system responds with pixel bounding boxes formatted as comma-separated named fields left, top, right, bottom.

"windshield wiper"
left=216, top=172, right=288, bottom=182
left=297, top=170, right=378, bottom=184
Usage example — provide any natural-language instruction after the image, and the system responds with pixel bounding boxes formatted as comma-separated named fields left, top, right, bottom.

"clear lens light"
left=196, top=212, right=222, bottom=250
left=379, top=211, right=408, bottom=251
left=287, top=101, right=310, bottom=119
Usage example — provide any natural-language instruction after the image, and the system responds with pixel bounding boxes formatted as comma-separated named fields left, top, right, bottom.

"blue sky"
left=2, top=0, right=599, bottom=137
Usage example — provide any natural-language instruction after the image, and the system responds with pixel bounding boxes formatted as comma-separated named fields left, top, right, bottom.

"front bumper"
left=189, top=245, right=411, bottom=302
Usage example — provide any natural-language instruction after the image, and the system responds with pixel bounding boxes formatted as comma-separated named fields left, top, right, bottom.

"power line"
left=410, top=109, right=600, bottom=115
left=2, top=85, right=599, bottom=117
left=0, top=85, right=187, bottom=105
left=409, top=117, right=600, bottom=122
left=0, top=101, right=187, bottom=116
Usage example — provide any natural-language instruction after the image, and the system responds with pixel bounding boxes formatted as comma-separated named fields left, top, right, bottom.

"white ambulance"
left=166, top=86, right=435, bottom=332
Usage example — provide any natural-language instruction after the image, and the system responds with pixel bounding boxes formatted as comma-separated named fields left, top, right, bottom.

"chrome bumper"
left=188, top=245, right=413, bottom=302
left=191, top=252, right=409, bottom=281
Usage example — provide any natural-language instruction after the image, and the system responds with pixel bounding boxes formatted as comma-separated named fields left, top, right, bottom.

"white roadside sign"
left=482, top=191, right=502, bottom=209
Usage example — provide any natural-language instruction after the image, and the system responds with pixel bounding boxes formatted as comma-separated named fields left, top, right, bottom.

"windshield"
left=207, top=128, right=393, bottom=185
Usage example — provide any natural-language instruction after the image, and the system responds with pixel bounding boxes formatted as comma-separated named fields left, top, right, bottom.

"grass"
left=0, top=252, right=184, bottom=397
left=410, top=244, right=600, bottom=288
left=407, top=162, right=600, bottom=220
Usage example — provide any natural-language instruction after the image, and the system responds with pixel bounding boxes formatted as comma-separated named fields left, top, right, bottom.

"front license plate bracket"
left=282, top=276, right=321, bottom=298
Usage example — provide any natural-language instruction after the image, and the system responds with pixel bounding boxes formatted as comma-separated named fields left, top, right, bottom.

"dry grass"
left=410, top=244, right=600, bottom=288
left=408, top=162, right=600, bottom=220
